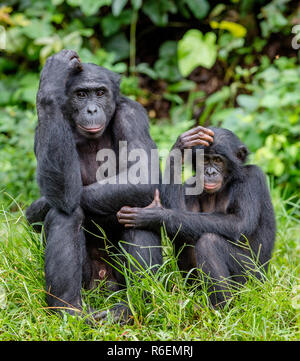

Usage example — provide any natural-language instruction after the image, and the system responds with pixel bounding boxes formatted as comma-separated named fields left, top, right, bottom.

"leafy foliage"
left=210, top=57, right=300, bottom=191
left=0, top=0, right=299, bottom=200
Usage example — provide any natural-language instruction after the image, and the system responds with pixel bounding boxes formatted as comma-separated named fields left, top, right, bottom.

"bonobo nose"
left=205, top=167, right=217, bottom=176
left=87, top=105, right=98, bottom=114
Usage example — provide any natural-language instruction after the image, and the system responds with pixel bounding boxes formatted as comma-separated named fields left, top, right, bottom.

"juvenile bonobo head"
left=193, top=127, right=249, bottom=193
left=65, top=63, right=120, bottom=138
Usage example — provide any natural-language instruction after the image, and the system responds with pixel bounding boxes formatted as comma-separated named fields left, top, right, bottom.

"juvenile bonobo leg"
left=44, top=207, right=91, bottom=316
left=195, top=233, right=235, bottom=307
left=98, top=229, right=162, bottom=323
left=122, top=229, right=163, bottom=273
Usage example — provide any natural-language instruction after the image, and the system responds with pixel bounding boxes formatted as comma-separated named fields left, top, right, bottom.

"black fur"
left=122, top=127, right=276, bottom=307
left=26, top=50, right=162, bottom=323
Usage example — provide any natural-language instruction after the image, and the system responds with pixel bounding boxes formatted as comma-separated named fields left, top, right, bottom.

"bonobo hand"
left=173, top=126, right=214, bottom=150
left=38, top=49, right=82, bottom=97
left=117, top=189, right=163, bottom=229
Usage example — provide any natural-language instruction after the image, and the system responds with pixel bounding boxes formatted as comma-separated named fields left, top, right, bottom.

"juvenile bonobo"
left=26, top=50, right=162, bottom=323
left=117, top=126, right=276, bottom=307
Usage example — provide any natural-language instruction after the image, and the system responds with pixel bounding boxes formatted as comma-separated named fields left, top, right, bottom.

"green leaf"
left=136, top=63, right=158, bottom=79
left=154, top=41, right=181, bottom=82
left=131, top=0, right=142, bottom=10
left=66, top=0, right=82, bottom=6
left=101, top=10, right=132, bottom=37
left=237, top=94, right=259, bottom=111
left=167, top=80, right=196, bottom=93
left=185, top=0, right=209, bottom=20
left=178, top=30, right=217, bottom=76
left=22, top=20, right=54, bottom=40
left=159, top=41, right=177, bottom=58
left=260, top=94, right=280, bottom=108
left=80, top=0, right=111, bottom=16
left=104, top=32, right=130, bottom=62
left=143, top=0, right=176, bottom=26
left=52, top=0, right=64, bottom=5
left=112, top=0, right=127, bottom=16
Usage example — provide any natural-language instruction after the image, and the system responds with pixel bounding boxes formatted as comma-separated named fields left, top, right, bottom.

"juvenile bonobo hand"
left=173, top=126, right=214, bottom=150
left=117, top=189, right=163, bottom=229
left=38, top=49, right=82, bottom=102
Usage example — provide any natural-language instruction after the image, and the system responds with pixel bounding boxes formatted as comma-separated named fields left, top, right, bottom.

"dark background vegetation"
left=0, top=0, right=299, bottom=205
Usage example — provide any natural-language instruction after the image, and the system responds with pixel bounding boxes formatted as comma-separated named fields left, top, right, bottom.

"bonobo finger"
left=199, top=126, right=214, bottom=137
left=118, top=213, right=138, bottom=222
left=124, top=224, right=135, bottom=228
left=119, top=206, right=133, bottom=212
left=70, top=57, right=83, bottom=72
left=154, top=189, right=162, bottom=207
left=154, top=189, right=160, bottom=203
left=196, top=132, right=214, bottom=143
left=182, top=126, right=214, bottom=138
left=118, top=207, right=132, bottom=215
left=146, top=189, right=161, bottom=209
left=182, top=133, right=213, bottom=144
left=185, top=140, right=210, bottom=148
left=119, top=206, right=140, bottom=214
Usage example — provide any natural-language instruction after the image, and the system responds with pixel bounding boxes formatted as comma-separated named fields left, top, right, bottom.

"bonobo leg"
left=98, top=229, right=162, bottom=323
left=44, top=206, right=93, bottom=317
left=195, top=233, right=251, bottom=308
left=122, top=229, right=163, bottom=272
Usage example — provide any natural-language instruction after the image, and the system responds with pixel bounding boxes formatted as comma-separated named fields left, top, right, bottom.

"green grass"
left=0, top=190, right=299, bottom=341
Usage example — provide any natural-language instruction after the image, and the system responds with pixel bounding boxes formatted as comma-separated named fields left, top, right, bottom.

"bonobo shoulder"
left=245, top=164, right=266, bottom=178
left=116, top=95, right=149, bottom=125
left=118, top=95, right=148, bottom=115
left=244, top=164, right=269, bottom=188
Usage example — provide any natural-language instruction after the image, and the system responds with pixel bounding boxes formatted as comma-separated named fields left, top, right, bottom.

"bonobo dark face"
left=203, top=153, right=227, bottom=193
left=66, top=63, right=120, bottom=138
left=193, top=127, right=249, bottom=194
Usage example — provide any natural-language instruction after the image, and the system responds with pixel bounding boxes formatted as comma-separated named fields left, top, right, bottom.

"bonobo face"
left=66, top=63, right=119, bottom=138
left=203, top=153, right=227, bottom=193
left=192, top=127, right=249, bottom=194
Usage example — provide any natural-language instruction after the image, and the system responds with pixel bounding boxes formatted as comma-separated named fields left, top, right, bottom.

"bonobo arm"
left=35, top=50, right=83, bottom=214
left=117, top=166, right=266, bottom=242
left=80, top=97, right=160, bottom=216
left=161, top=126, right=214, bottom=209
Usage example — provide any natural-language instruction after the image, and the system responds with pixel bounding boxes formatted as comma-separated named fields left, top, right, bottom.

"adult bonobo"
left=117, top=126, right=276, bottom=307
left=26, top=50, right=162, bottom=323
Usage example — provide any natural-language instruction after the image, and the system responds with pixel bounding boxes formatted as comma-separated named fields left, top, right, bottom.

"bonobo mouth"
left=77, top=124, right=104, bottom=134
left=204, top=182, right=221, bottom=191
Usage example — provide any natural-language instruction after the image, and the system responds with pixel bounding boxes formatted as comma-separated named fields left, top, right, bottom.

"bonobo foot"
left=96, top=303, right=133, bottom=325
left=25, top=196, right=51, bottom=232
left=57, top=305, right=103, bottom=326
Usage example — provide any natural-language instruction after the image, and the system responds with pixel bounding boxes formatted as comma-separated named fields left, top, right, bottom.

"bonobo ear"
left=109, top=72, right=121, bottom=102
left=110, top=72, right=121, bottom=88
left=236, top=145, right=249, bottom=163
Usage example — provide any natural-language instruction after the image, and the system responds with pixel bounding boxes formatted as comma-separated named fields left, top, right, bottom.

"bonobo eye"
left=204, top=156, right=209, bottom=164
left=76, top=91, right=87, bottom=98
left=214, top=156, right=223, bottom=164
left=96, top=89, right=105, bottom=97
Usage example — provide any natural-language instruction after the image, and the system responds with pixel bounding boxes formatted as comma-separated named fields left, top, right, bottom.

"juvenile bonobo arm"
left=161, top=126, right=214, bottom=209
left=118, top=167, right=264, bottom=243
left=80, top=97, right=160, bottom=216
left=172, top=126, right=214, bottom=150
left=35, top=50, right=83, bottom=214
